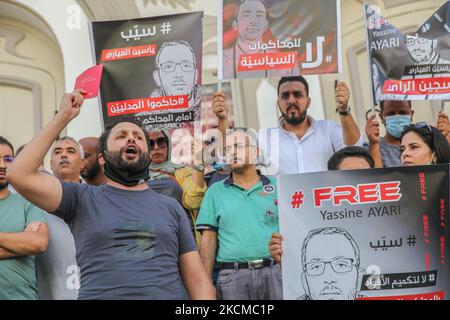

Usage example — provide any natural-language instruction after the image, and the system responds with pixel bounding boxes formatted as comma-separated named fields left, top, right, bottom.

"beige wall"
left=0, top=12, right=64, bottom=158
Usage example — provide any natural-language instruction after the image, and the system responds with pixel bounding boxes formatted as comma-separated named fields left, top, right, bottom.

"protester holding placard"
left=6, top=91, right=215, bottom=300
left=365, top=100, right=414, bottom=168
left=261, top=76, right=362, bottom=175
left=365, top=101, right=450, bottom=168
left=213, top=76, right=363, bottom=175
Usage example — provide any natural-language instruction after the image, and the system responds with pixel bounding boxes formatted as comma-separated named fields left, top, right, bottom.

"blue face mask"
left=212, top=162, right=224, bottom=170
left=385, top=115, right=412, bottom=139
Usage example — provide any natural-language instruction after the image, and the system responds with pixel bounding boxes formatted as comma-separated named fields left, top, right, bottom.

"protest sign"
left=218, top=0, right=341, bottom=80
left=366, top=0, right=450, bottom=102
left=278, top=165, right=449, bottom=300
left=91, top=12, right=203, bottom=131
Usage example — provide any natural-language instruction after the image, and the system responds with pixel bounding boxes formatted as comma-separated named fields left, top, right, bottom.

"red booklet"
left=74, top=64, right=104, bottom=99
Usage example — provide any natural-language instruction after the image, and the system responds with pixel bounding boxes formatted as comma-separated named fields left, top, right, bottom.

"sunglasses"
left=414, top=122, right=432, bottom=133
left=149, top=137, right=168, bottom=150
left=0, top=156, right=15, bottom=163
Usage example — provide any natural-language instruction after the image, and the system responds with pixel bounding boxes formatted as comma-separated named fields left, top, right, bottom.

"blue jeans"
left=215, top=264, right=283, bottom=300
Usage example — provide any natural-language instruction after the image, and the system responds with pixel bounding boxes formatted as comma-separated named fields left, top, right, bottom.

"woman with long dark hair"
left=400, top=122, right=450, bottom=166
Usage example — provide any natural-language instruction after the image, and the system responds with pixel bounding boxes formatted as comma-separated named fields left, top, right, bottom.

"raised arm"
left=365, top=114, right=383, bottom=168
left=213, top=91, right=229, bottom=155
left=336, top=82, right=362, bottom=146
left=7, top=91, right=85, bottom=212
left=437, top=111, right=450, bottom=144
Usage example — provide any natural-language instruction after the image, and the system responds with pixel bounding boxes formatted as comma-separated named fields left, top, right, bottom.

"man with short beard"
left=79, top=137, right=107, bottom=186
left=213, top=76, right=363, bottom=174
left=0, top=136, right=49, bottom=300
left=7, top=91, right=215, bottom=300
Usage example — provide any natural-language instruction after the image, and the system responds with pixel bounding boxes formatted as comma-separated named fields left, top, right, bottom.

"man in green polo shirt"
left=0, top=136, right=49, bottom=300
left=197, top=128, right=281, bottom=300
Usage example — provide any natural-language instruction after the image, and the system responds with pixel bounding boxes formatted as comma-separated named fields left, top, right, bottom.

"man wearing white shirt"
left=213, top=76, right=363, bottom=175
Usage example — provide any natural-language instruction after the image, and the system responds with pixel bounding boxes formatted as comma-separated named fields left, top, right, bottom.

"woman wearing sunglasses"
left=147, top=130, right=206, bottom=245
left=400, top=122, right=450, bottom=166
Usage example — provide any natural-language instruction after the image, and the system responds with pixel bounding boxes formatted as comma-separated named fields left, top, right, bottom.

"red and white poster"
left=218, top=0, right=341, bottom=80
left=366, top=0, right=450, bottom=102
left=91, top=12, right=203, bottom=131
left=278, top=165, right=450, bottom=300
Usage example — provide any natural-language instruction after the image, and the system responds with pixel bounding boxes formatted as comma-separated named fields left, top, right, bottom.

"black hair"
left=327, top=146, right=375, bottom=171
left=0, top=136, right=14, bottom=156
left=277, top=76, right=309, bottom=96
left=148, top=129, right=171, bottom=162
left=379, top=100, right=412, bottom=113
left=99, top=118, right=150, bottom=155
left=401, top=124, right=450, bottom=164
left=16, top=144, right=25, bottom=156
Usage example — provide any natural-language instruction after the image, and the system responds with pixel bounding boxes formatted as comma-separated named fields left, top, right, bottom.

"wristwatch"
left=336, top=105, right=351, bottom=116
left=193, top=164, right=205, bottom=172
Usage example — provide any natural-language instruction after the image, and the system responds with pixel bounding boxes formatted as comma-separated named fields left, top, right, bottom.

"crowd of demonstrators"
left=213, top=76, right=363, bottom=175
left=6, top=91, right=215, bottom=300
left=148, top=130, right=206, bottom=244
left=1, top=73, right=450, bottom=300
